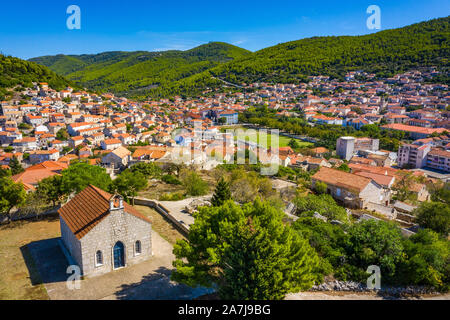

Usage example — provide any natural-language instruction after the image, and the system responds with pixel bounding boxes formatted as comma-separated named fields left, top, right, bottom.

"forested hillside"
left=30, top=17, right=449, bottom=99
left=211, top=16, right=449, bottom=84
left=30, top=42, right=251, bottom=97
left=0, top=54, right=72, bottom=101
left=152, top=16, right=449, bottom=98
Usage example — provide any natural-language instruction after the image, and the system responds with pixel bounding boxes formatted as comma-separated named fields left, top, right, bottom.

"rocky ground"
left=310, top=280, right=440, bottom=296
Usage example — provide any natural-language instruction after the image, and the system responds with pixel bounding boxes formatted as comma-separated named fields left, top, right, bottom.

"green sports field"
left=234, top=130, right=313, bottom=148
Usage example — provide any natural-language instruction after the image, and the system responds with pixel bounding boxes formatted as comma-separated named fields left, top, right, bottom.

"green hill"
left=210, top=16, right=449, bottom=85
left=0, top=54, right=72, bottom=101
left=30, top=17, right=449, bottom=99
left=30, top=42, right=251, bottom=97
left=155, top=16, right=449, bottom=98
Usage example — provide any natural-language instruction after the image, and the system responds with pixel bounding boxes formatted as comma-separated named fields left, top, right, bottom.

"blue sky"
left=0, top=0, right=448, bottom=59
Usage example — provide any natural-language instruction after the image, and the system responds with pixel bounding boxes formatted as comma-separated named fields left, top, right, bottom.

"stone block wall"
left=79, top=209, right=152, bottom=278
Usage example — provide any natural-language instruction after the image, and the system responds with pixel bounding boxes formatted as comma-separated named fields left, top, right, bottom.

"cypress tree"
left=211, top=177, right=231, bottom=207
left=9, top=156, right=24, bottom=175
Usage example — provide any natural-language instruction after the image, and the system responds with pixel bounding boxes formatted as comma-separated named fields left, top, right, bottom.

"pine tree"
left=9, top=156, right=24, bottom=175
left=288, top=138, right=300, bottom=150
left=211, top=177, right=231, bottom=207
left=172, top=200, right=321, bottom=300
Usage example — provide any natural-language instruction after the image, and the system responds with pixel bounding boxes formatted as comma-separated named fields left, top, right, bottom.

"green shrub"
left=159, top=192, right=185, bottom=201
left=314, top=181, right=327, bottom=194
left=161, top=174, right=182, bottom=185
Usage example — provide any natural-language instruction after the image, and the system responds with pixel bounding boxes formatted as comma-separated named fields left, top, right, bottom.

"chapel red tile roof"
left=58, top=185, right=151, bottom=240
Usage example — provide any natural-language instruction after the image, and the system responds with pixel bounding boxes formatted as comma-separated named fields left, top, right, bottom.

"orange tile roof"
left=58, top=185, right=151, bottom=240
left=103, top=138, right=122, bottom=145
left=27, top=161, right=68, bottom=172
left=354, top=171, right=395, bottom=188
left=349, top=163, right=399, bottom=177
left=312, top=167, right=372, bottom=193
left=12, top=169, right=60, bottom=190
left=382, top=123, right=447, bottom=135
left=311, top=147, right=329, bottom=154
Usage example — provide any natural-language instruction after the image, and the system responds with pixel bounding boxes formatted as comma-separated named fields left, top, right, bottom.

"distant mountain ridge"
left=29, top=42, right=251, bottom=96
left=29, top=17, right=450, bottom=99
left=0, top=54, right=72, bottom=101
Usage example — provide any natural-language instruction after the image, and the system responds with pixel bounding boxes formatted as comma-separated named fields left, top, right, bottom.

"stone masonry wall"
left=79, top=208, right=152, bottom=278
left=60, top=216, right=83, bottom=268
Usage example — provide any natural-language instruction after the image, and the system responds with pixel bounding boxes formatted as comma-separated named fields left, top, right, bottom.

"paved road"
left=27, top=231, right=214, bottom=300
left=158, top=195, right=212, bottom=228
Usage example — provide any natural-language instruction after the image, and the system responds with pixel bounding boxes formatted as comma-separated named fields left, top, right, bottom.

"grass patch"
left=0, top=217, right=60, bottom=300
left=235, top=131, right=313, bottom=148
left=134, top=205, right=186, bottom=245
left=139, top=180, right=185, bottom=200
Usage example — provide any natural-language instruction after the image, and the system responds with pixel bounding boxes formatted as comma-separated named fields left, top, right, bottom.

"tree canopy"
left=415, top=202, right=450, bottom=236
left=112, top=169, right=147, bottom=204
left=0, top=177, right=27, bottom=221
left=61, top=162, right=112, bottom=194
left=172, top=200, right=321, bottom=299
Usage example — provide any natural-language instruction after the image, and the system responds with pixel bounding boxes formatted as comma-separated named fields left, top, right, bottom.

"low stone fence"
left=396, top=212, right=416, bottom=224
left=134, top=197, right=190, bottom=236
left=0, top=206, right=60, bottom=224
left=365, top=202, right=397, bottom=219
left=311, top=280, right=439, bottom=295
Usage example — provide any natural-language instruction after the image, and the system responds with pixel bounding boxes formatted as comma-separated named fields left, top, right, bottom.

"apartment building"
left=336, top=136, right=379, bottom=161
left=426, top=148, right=450, bottom=172
left=397, top=142, right=431, bottom=169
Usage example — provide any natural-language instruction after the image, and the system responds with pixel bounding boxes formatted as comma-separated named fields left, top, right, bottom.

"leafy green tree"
left=344, top=220, right=405, bottom=282
left=0, top=177, right=27, bottom=222
left=294, top=194, right=348, bottom=222
left=130, top=162, right=162, bottom=178
left=180, top=170, right=209, bottom=196
left=415, top=202, right=450, bottom=236
left=314, top=181, right=327, bottom=195
left=112, top=169, right=147, bottom=205
left=337, top=163, right=350, bottom=172
left=360, top=124, right=381, bottom=137
left=56, top=128, right=69, bottom=141
left=163, top=162, right=186, bottom=177
left=9, top=156, right=24, bottom=175
left=161, top=174, right=182, bottom=185
left=172, top=200, right=321, bottom=300
left=229, top=169, right=276, bottom=203
left=397, top=229, right=449, bottom=291
left=18, top=123, right=32, bottom=130
left=430, top=183, right=450, bottom=205
left=288, top=139, right=300, bottom=150
left=211, top=177, right=231, bottom=207
left=292, top=217, right=349, bottom=279
left=61, top=146, right=72, bottom=155
left=61, top=162, right=112, bottom=194
left=0, top=167, right=11, bottom=178
left=392, top=172, right=419, bottom=202
left=36, top=175, right=65, bottom=206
